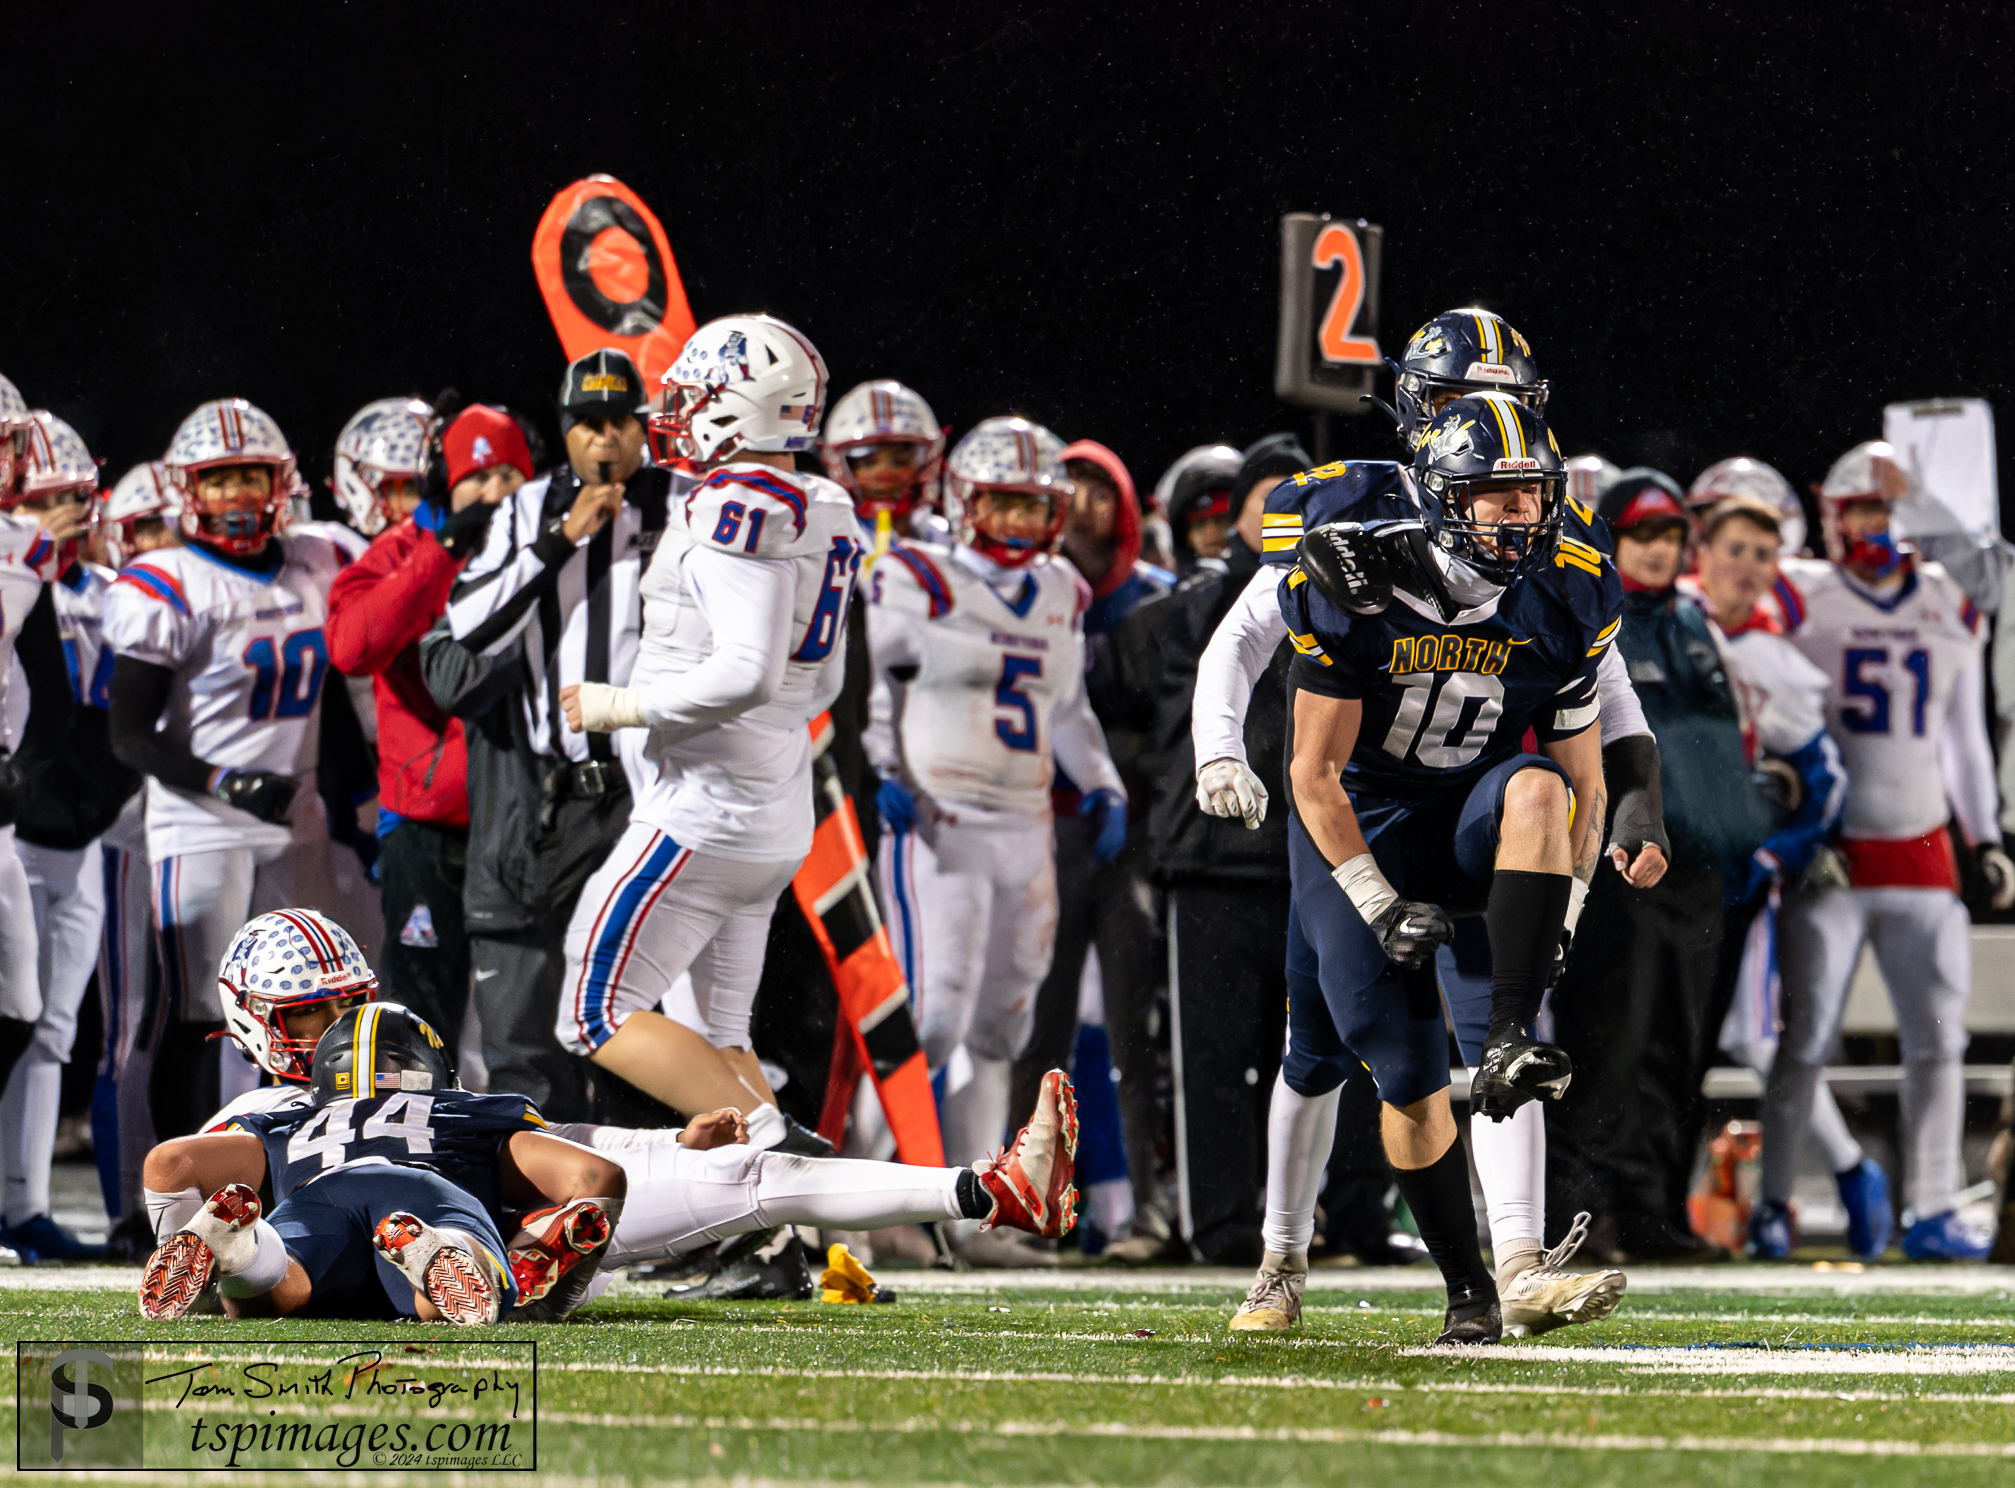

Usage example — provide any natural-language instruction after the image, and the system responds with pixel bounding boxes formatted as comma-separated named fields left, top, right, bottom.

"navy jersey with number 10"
left=1267, top=461, right=1623, bottom=805
left=229, top=1089, right=550, bottom=1224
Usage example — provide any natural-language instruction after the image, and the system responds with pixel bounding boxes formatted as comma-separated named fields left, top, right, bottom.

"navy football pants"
left=269, top=1165, right=517, bottom=1320
left=1283, top=753, right=1570, bottom=1108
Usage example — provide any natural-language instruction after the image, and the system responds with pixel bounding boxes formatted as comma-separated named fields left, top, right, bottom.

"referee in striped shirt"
left=444, top=348, right=671, bottom=1120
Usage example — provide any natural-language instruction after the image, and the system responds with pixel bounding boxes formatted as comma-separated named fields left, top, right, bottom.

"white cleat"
left=373, top=1211, right=506, bottom=1325
left=138, top=1183, right=262, bottom=1321
left=1499, top=1212, right=1627, bottom=1338
left=1229, top=1251, right=1308, bottom=1332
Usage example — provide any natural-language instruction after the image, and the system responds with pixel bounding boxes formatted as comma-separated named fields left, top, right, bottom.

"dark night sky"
left=6, top=3, right=2012, bottom=525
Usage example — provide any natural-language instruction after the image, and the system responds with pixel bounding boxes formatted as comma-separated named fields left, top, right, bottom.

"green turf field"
left=8, top=1265, right=2015, bottom=1485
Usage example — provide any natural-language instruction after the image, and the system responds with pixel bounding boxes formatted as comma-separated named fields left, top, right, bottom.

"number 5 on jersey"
left=995, top=655, right=1042, bottom=751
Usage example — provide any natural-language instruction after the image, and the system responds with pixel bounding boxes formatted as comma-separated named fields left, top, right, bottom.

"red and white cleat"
left=372, top=1211, right=505, bottom=1326
left=507, top=1199, right=611, bottom=1307
left=138, top=1183, right=261, bottom=1321
left=974, top=1068, right=1079, bottom=1238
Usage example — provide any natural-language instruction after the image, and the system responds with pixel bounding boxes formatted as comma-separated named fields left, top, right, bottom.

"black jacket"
left=1122, top=535, right=1292, bottom=884
left=16, top=579, right=139, bottom=850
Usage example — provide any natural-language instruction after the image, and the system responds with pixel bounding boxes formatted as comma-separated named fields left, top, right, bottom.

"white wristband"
left=574, top=683, right=646, bottom=732
left=1564, top=876, right=1590, bottom=936
left=1332, top=852, right=1398, bottom=925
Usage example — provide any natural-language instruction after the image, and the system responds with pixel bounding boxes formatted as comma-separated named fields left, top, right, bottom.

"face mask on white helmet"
left=11, top=412, right=97, bottom=508
left=333, top=397, right=436, bottom=535
left=165, top=398, right=297, bottom=556
left=650, top=315, right=829, bottom=467
left=102, top=461, right=181, bottom=567
left=217, top=908, right=379, bottom=1083
left=1819, top=440, right=1909, bottom=574
left=945, top=416, right=1073, bottom=569
left=820, top=379, right=946, bottom=520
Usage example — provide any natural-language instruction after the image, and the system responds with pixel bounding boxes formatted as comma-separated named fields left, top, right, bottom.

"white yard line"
left=13, top=1261, right=2015, bottom=1297
left=539, top=1358, right=2015, bottom=1404
left=533, top=1408, right=2015, bottom=1457
left=1407, top=1343, right=2015, bottom=1376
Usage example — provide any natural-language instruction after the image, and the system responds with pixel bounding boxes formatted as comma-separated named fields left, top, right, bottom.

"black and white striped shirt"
left=446, top=464, right=670, bottom=762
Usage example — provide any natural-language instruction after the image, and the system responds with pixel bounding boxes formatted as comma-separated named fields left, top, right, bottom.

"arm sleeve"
left=418, top=614, right=526, bottom=721
left=14, top=586, right=74, bottom=759
left=1594, top=644, right=1650, bottom=743
left=1051, top=649, right=1125, bottom=801
left=107, top=655, right=214, bottom=794
left=1191, top=565, right=1290, bottom=767
left=1940, top=647, right=2001, bottom=846
left=326, top=534, right=462, bottom=676
left=629, top=548, right=793, bottom=730
left=1760, top=729, right=1848, bottom=874
left=447, top=488, right=581, bottom=655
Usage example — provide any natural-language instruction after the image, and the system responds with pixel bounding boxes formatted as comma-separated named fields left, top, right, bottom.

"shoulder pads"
left=684, top=465, right=829, bottom=558
left=1260, top=460, right=1413, bottom=565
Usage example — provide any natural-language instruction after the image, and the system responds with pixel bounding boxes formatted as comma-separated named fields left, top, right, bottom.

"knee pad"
left=1282, top=1041, right=1352, bottom=1098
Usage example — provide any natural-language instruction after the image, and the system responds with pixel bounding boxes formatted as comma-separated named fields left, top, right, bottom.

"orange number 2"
left=1312, top=223, right=1380, bottom=365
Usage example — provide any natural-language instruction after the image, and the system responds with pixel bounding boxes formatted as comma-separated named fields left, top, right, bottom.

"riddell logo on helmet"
left=1492, top=457, right=1541, bottom=473
left=1464, top=362, right=1516, bottom=381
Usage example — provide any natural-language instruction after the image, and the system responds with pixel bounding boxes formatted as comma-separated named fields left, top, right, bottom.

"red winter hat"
left=444, top=405, right=534, bottom=490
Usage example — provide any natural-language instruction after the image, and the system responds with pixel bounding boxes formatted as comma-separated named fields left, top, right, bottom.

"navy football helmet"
left=309, top=1002, right=457, bottom=1105
left=1412, top=392, right=1567, bottom=581
left=1392, top=309, right=1548, bottom=439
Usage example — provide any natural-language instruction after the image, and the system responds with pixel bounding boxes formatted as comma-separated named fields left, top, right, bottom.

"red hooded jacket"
left=1060, top=439, right=1143, bottom=600
left=325, top=520, right=468, bottom=829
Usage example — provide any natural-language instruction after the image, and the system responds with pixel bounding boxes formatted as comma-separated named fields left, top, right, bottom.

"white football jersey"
left=618, top=464, right=862, bottom=861
left=1780, top=556, right=1986, bottom=840
left=202, top=1081, right=309, bottom=1132
left=101, top=533, right=350, bottom=856
left=0, top=514, right=63, bottom=748
left=867, top=542, right=1119, bottom=817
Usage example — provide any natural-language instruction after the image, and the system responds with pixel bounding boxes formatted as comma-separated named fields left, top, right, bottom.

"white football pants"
left=553, top=1128, right=965, bottom=1267
left=153, top=790, right=341, bottom=1107
left=558, top=822, right=798, bottom=1056
left=1767, top=884, right=1972, bottom=1217
left=0, top=839, right=107, bottom=1225
left=877, top=809, right=1059, bottom=1166
left=0, top=825, right=41, bottom=1023
left=100, top=821, right=156, bottom=1220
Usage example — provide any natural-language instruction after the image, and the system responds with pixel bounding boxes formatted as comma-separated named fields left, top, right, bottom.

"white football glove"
left=1195, top=757, right=1269, bottom=829
left=1980, top=844, right=2015, bottom=910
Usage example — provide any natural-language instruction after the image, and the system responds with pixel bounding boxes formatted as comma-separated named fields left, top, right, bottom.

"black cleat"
left=772, top=1113, right=838, bottom=1158
left=663, top=1229, right=814, bottom=1301
left=1471, top=1034, right=1573, bottom=1121
left=1436, top=1288, right=1503, bottom=1346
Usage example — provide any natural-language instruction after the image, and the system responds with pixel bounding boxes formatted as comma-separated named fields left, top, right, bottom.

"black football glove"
left=1367, top=897, right=1454, bottom=970
left=213, top=769, right=298, bottom=825
left=1299, top=521, right=1393, bottom=615
left=1301, top=518, right=1461, bottom=622
left=414, top=495, right=499, bottom=561
left=1603, top=734, right=1671, bottom=865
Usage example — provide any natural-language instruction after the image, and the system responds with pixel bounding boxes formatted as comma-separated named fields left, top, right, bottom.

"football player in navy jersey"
left=1269, top=392, right=1663, bottom=1343
left=138, top=1003, right=625, bottom=1325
